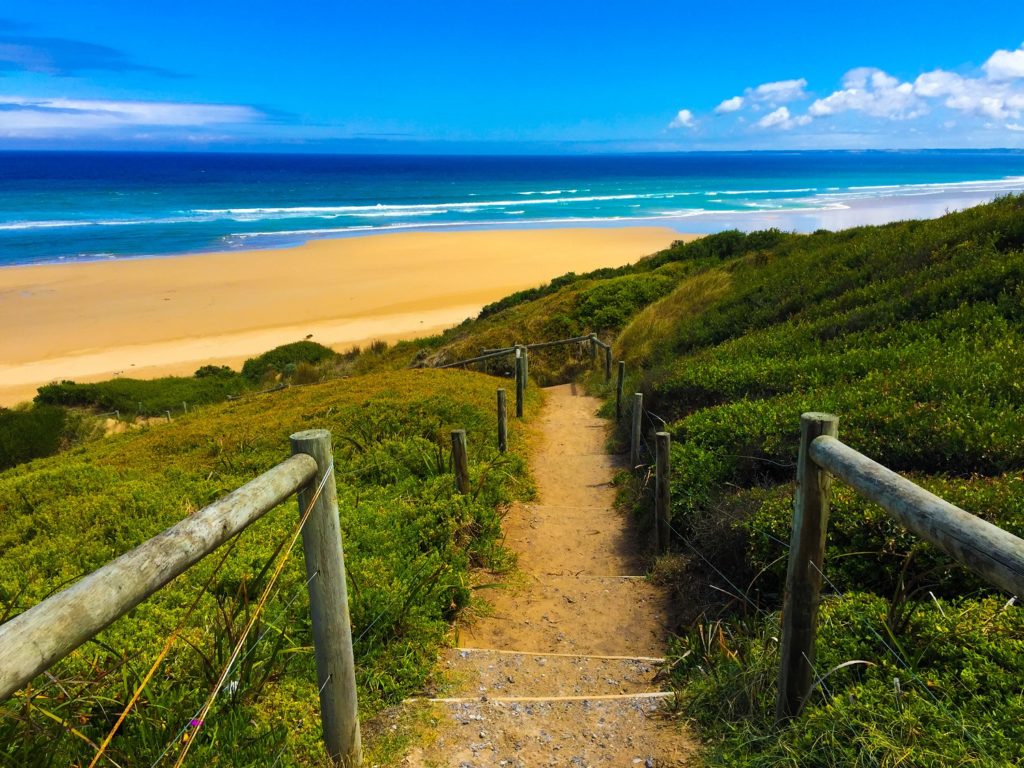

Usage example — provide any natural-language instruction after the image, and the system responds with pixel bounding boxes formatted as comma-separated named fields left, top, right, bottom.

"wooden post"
left=590, top=334, right=598, bottom=367
left=604, top=346, right=612, bottom=383
left=616, top=361, right=625, bottom=420
left=290, top=430, right=362, bottom=766
left=183, top=401, right=188, bottom=413
left=522, top=345, right=529, bottom=390
left=515, top=348, right=525, bottom=419
left=165, top=411, right=171, bottom=423
left=451, top=429, right=470, bottom=494
left=497, top=389, right=508, bottom=453
left=775, top=412, right=839, bottom=724
left=630, top=393, right=643, bottom=471
left=655, top=432, right=671, bottom=554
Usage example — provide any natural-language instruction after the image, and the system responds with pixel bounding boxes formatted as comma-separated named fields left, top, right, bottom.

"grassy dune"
left=0, top=369, right=539, bottom=766
left=4, top=196, right=1024, bottom=766
left=606, top=197, right=1024, bottom=766
left=371, top=196, right=1024, bottom=765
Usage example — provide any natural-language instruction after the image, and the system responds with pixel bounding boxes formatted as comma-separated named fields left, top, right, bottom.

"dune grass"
left=607, top=196, right=1024, bottom=766
left=0, top=369, right=540, bottom=766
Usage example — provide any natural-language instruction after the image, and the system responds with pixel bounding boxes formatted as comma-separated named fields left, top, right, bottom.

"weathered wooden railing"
left=0, top=429, right=362, bottom=767
left=776, top=412, right=1024, bottom=723
left=439, top=332, right=613, bottom=420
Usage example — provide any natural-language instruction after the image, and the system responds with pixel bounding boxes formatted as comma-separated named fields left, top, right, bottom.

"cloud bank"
left=671, top=41, right=1024, bottom=143
left=0, top=96, right=263, bottom=137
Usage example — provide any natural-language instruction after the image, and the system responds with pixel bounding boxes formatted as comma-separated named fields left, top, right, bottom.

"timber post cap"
left=800, top=412, right=838, bottom=423
left=290, top=428, right=332, bottom=443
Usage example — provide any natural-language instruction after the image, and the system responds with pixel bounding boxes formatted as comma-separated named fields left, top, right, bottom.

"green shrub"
left=241, top=340, right=337, bottom=381
left=674, top=595, right=1024, bottom=767
left=35, top=374, right=248, bottom=415
left=571, top=272, right=677, bottom=331
left=0, top=405, right=67, bottom=469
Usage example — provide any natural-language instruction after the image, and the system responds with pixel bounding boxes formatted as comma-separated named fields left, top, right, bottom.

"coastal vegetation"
left=604, top=197, right=1024, bottom=765
left=0, top=370, right=539, bottom=765
left=3, top=195, right=1024, bottom=764
left=374, top=195, right=1024, bottom=764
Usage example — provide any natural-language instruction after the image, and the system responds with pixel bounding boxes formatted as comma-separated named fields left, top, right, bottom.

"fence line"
left=443, top=332, right=608, bottom=370
left=0, top=430, right=362, bottom=767
left=774, top=411, right=1024, bottom=723
left=619, top=398, right=1022, bottom=730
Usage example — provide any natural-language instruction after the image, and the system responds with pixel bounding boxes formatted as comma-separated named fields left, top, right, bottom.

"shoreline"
left=0, top=226, right=684, bottom=406
left=2, top=183, right=1018, bottom=272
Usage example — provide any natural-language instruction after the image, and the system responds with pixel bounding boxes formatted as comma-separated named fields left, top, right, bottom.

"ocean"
left=2, top=150, right=1024, bottom=266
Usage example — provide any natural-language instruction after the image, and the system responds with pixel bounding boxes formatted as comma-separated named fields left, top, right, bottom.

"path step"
left=458, top=578, right=668, bottom=658
left=404, top=696, right=694, bottom=767
left=436, top=648, right=666, bottom=698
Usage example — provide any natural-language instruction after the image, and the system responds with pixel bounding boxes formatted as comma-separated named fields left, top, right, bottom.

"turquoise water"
left=2, top=150, right=1024, bottom=266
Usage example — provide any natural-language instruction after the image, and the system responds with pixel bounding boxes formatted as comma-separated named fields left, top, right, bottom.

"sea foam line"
left=191, top=191, right=703, bottom=216
left=226, top=202, right=853, bottom=240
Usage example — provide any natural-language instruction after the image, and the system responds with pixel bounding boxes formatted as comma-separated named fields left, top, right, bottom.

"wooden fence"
left=439, top=332, right=613, bottom=420
left=616, top=393, right=1024, bottom=725
left=775, top=412, right=1024, bottom=723
left=0, top=429, right=362, bottom=767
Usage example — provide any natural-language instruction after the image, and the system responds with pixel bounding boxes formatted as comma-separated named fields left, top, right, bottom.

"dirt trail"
left=402, top=384, right=695, bottom=767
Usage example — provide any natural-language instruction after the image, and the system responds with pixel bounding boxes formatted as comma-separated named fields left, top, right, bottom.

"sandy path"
left=403, top=384, right=695, bottom=766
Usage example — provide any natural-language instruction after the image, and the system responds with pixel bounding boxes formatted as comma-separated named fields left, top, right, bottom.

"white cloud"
left=715, top=95, right=744, bottom=114
left=914, top=69, right=1024, bottom=121
left=756, top=106, right=812, bottom=130
left=749, top=78, right=808, bottom=104
left=809, top=67, right=926, bottom=120
left=668, top=108, right=696, bottom=129
left=0, top=96, right=263, bottom=136
left=709, top=78, right=807, bottom=119
left=668, top=41, right=1024, bottom=142
left=983, top=44, right=1024, bottom=81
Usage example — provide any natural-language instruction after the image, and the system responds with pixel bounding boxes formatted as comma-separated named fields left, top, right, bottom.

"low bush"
left=35, top=373, right=248, bottom=415
left=241, top=340, right=337, bottom=381
left=0, top=405, right=68, bottom=469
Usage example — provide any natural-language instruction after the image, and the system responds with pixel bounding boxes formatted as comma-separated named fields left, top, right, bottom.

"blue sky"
left=2, top=1, right=1024, bottom=151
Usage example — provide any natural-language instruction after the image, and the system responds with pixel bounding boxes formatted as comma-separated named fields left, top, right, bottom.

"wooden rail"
left=446, top=333, right=606, bottom=370
left=0, top=430, right=362, bottom=766
left=775, top=412, right=1024, bottom=723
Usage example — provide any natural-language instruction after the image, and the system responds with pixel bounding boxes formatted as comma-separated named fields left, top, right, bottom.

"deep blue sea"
left=3, top=150, right=1024, bottom=266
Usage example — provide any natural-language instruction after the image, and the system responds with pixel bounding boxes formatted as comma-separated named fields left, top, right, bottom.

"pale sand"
left=0, top=227, right=686, bottom=406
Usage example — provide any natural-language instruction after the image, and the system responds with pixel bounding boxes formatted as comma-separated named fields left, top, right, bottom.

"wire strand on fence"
left=806, top=559, right=998, bottom=757
left=666, top=519, right=762, bottom=613
left=87, top=538, right=243, bottom=768
left=143, top=567, right=317, bottom=768
left=352, top=554, right=440, bottom=648
left=438, top=333, right=597, bottom=370
left=162, top=461, right=334, bottom=768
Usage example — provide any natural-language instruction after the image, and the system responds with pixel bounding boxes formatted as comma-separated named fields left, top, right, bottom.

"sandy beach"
left=0, top=226, right=683, bottom=406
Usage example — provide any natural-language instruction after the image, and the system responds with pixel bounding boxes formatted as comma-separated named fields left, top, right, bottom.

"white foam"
left=192, top=191, right=701, bottom=217
left=0, top=220, right=92, bottom=231
left=711, top=187, right=816, bottom=195
left=516, top=189, right=578, bottom=195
